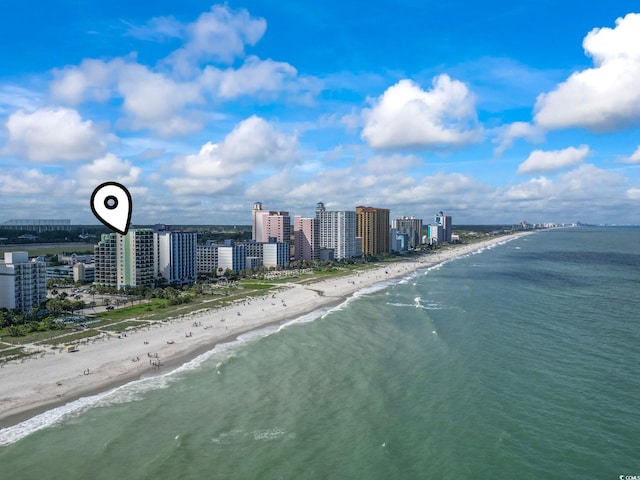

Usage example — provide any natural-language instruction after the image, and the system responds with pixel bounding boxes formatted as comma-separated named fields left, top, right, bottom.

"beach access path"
left=0, top=233, right=531, bottom=428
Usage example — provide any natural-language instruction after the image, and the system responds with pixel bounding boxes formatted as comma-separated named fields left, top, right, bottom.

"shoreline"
left=0, top=233, right=533, bottom=432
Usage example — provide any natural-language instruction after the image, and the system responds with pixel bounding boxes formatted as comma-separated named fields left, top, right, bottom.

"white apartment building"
left=218, top=245, right=247, bottom=273
left=315, top=203, right=358, bottom=260
left=156, top=231, right=197, bottom=286
left=0, top=252, right=47, bottom=312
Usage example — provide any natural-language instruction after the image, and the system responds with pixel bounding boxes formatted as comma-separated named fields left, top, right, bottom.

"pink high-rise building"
left=251, top=203, right=291, bottom=243
left=294, top=216, right=319, bottom=261
left=264, top=211, right=291, bottom=243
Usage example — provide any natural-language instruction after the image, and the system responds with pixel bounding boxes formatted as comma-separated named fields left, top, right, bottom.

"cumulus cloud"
left=48, top=5, right=317, bottom=136
left=52, top=59, right=204, bottom=136
left=76, top=153, right=142, bottom=187
left=534, top=13, right=640, bottom=131
left=166, top=5, right=266, bottom=73
left=3, top=107, right=107, bottom=162
left=361, top=75, right=480, bottom=150
left=200, top=56, right=308, bottom=99
left=166, top=116, right=297, bottom=195
left=0, top=168, right=67, bottom=196
left=117, top=63, right=203, bottom=135
left=517, top=145, right=590, bottom=174
left=619, top=145, right=640, bottom=164
left=493, top=121, right=545, bottom=156
left=51, top=58, right=123, bottom=105
left=164, top=176, right=238, bottom=196
left=506, top=164, right=627, bottom=203
left=363, top=154, right=422, bottom=173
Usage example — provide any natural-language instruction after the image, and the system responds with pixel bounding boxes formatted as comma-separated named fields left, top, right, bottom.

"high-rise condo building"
left=116, top=229, right=156, bottom=288
left=0, top=252, right=46, bottom=312
left=434, top=211, right=453, bottom=243
left=218, top=244, right=247, bottom=273
left=356, top=206, right=390, bottom=256
left=95, top=227, right=198, bottom=288
left=251, top=202, right=291, bottom=243
left=315, top=202, right=358, bottom=260
left=391, top=217, right=423, bottom=249
left=252, top=202, right=267, bottom=242
left=94, top=233, right=117, bottom=286
left=293, top=216, right=319, bottom=261
left=156, top=230, right=197, bottom=286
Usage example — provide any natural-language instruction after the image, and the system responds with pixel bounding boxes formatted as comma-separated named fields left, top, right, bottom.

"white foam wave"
left=386, top=301, right=444, bottom=311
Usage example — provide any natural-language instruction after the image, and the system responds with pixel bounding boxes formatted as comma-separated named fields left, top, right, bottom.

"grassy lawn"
left=0, top=243, right=95, bottom=256
left=96, top=299, right=170, bottom=320
left=0, top=329, right=68, bottom=345
left=0, top=346, right=25, bottom=359
left=100, top=321, right=149, bottom=332
left=38, top=329, right=101, bottom=346
left=238, top=281, right=277, bottom=290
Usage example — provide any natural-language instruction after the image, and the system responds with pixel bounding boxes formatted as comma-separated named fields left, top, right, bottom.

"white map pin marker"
left=90, top=182, right=132, bottom=235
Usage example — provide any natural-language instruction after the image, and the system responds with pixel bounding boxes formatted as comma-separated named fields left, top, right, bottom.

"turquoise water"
left=1, top=228, right=639, bottom=479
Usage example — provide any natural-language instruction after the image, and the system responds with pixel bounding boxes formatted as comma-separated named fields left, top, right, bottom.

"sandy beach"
left=0, top=233, right=531, bottom=429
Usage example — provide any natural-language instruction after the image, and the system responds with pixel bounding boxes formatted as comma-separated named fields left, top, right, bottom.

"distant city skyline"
left=1, top=2, right=640, bottom=225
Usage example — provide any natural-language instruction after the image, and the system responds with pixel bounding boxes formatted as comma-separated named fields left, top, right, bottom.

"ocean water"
left=1, top=227, right=639, bottom=479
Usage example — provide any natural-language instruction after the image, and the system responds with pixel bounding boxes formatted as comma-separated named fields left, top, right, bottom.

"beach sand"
left=0, top=233, right=530, bottom=428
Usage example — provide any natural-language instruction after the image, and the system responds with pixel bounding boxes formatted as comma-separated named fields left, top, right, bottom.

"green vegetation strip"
left=0, top=244, right=95, bottom=256
left=100, top=321, right=149, bottom=332
left=96, top=299, right=170, bottom=320
left=0, top=347, right=25, bottom=359
left=38, top=329, right=101, bottom=346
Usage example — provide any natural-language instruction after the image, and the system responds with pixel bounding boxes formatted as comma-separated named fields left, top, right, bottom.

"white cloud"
left=534, top=13, right=640, bottom=131
left=166, top=116, right=298, bottom=195
left=200, top=56, right=307, bottom=99
left=117, top=63, right=203, bottom=136
left=627, top=187, right=640, bottom=200
left=51, top=58, right=123, bottom=105
left=166, top=4, right=266, bottom=73
left=505, top=164, right=628, bottom=205
left=493, top=121, right=545, bottom=156
left=76, top=153, right=142, bottom=187
left=0, top=168, right=67, bottom=196
left=164, top=177, right=238, bottom=196
left=619, top=145, right=640, bottom=164
left=361, top=75, right=481, bottom=150
left=3, top=107, right=107, bottom=162
left=175, top=115, right=297, bottom=178
left=517, top=145, right=590, bottom=174
left=363, top=154, right=422, bottom=173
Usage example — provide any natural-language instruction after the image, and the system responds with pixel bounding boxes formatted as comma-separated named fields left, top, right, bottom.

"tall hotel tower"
left=95, top=229, right=155, bottom=289
left=315, top=202, right=358, bottom=260
left=392, top=216, right=423, bottom=249
left=293, top=216, right=319, bottom=261
left=252, top=202, right=291, bottom=243
left=0, top=252, right=46, bottom=312
left=155, top=225, right=197, bottom=286
left=434, top=211, right=453, bottom=243
left=356, top=206, right=390, bottom=256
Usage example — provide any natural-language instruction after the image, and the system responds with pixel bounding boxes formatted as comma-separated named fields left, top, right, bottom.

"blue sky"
left=1, top=1, right=639, bottom=225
